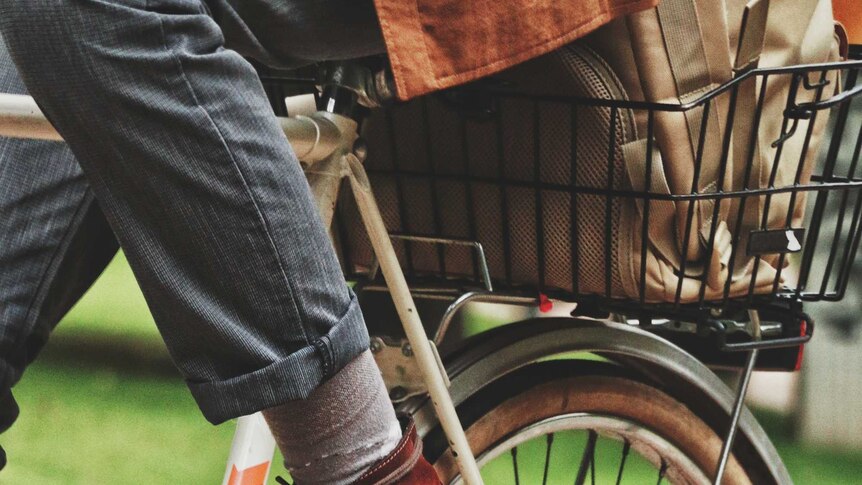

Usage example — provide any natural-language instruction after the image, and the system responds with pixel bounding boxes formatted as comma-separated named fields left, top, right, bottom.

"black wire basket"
left=330, top=51, right=862, bottom=328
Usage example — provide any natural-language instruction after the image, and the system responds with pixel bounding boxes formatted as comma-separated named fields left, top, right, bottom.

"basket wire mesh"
left=326, top=58, right=862, bottom=325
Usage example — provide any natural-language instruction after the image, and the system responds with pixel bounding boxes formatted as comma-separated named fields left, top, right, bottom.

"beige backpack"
left=339, top=0, right=844, bottom=303
left=583, top=0, right=843, bottom=301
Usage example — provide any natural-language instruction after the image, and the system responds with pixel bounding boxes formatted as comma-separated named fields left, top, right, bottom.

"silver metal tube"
left=387, top=234, right=493, bottom=292
left=345, top=153, right=484, bottom=484
left=305, top=154, right=348, bottom=230
left=0, top=93, right=339, bottom=163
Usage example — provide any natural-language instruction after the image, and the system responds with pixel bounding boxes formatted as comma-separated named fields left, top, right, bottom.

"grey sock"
left=262, top=350, right=401, bottom=485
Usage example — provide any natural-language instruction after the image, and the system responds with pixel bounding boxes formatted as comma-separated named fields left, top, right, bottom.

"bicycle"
left=2, top=44, right=862, bottom=485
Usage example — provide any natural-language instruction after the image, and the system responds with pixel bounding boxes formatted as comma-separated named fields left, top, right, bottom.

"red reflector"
left=538, top=293, right=554, bottom=313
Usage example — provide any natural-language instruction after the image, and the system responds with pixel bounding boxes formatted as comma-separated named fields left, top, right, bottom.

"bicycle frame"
left=0, top=91, right=485, bottom=484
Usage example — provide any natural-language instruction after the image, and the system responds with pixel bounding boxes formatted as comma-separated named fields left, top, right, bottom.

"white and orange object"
left=834, top=0, right=861, bottom=44
left=221, top=413, right=277, bottom=485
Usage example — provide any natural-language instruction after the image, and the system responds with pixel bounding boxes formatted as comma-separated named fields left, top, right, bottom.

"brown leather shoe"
left=352, top=416, right=443, bottom=485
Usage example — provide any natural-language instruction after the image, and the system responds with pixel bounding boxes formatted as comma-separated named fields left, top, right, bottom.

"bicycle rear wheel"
left=431, top=374, right=751, bottom=485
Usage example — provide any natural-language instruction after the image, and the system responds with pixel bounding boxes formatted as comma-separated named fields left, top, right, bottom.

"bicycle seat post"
left=319, top=61, right=396, bottom=116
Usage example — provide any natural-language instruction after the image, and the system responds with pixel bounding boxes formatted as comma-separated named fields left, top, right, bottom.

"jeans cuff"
left=187, top=294, right=370, bottom=424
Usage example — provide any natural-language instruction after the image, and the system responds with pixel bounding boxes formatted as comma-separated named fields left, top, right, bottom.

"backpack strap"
left=623, top=138, right=736, bottom=286
left=626, top=0, right=734, bottom=261
left=728, top=0, right=770, bottom=270
left=656, top=0, right=715, bottom=103
left=622, top=138, right=682, bottom=269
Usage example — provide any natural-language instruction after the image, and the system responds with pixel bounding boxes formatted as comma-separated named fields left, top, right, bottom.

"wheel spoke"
left=512, top=446, right=520, bottom=485
left=471, top=408, right=709, bottom=485
left=656, top=459, right=668, bottom=485
left=574, top=430, right=598, bottom=485
left=542, top=433, right=554, bottom=485
left=615, top=440, right=631, bottom=485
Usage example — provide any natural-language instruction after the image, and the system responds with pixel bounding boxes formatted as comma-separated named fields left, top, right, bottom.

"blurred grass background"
left=2, top=252, right=862, bottom=484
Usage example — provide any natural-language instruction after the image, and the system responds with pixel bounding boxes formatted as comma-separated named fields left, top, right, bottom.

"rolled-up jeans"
left=0, top=0, right=385, bottom=428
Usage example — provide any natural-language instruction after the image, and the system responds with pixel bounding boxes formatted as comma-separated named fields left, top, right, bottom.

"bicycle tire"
left=430, top=373, right=751, bottom=484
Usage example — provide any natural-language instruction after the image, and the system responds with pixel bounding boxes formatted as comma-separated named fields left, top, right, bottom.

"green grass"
left=0, top=255, right=227, bottom=484
left=2, top=252, right=862, bottom=484
left=756, top=412, right=862, bottom=484
left=1, top=358, right=234, bottom=484
left=52, top=252, right=160, bottom=344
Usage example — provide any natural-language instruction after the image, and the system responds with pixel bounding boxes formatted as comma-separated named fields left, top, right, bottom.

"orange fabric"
left=374, top=0, right=659, bottom=100
left=834, top=0, right=862, bottom=44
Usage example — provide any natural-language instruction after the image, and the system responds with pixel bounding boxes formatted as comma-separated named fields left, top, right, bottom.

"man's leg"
left=0, top=34, right=119, bottom=463
left=0, top=0, right=408, bottom=482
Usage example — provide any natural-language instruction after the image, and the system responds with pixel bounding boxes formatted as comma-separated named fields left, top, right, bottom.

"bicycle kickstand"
left=713, top=309, right=761, bottom=484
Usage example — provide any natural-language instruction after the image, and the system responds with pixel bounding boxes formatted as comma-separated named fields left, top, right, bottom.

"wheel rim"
left=450, top=412, right=710, bottom=485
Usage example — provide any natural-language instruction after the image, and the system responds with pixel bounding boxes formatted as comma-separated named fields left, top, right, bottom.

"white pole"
left=345, top=153, right=484, bottom=484
left=221, top=413, right=277, bottom=485
left=0, top=93, right=341, bottom=164
left=0, top=93, right=62, bottom=141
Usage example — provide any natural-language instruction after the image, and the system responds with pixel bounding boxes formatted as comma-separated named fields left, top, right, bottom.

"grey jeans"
left=0, top=0, right=385, bottom=427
